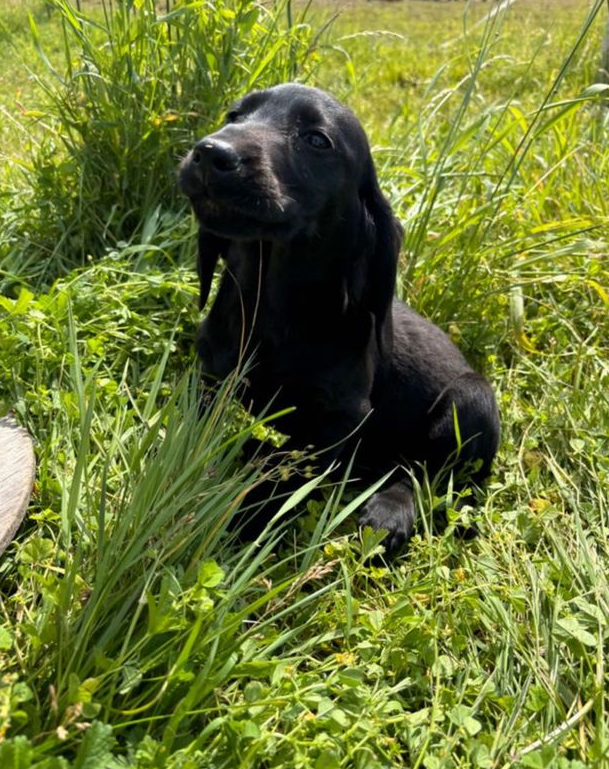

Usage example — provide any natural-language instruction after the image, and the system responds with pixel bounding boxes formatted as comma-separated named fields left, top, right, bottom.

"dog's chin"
left=189, top=195, right=299, bottom=242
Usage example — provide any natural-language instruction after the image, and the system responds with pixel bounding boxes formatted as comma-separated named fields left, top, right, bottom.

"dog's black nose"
left=192, top=138, right=241, bottom=173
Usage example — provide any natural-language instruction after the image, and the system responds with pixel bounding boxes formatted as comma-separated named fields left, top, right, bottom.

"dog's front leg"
left=230, top=404, right=367, bottom=542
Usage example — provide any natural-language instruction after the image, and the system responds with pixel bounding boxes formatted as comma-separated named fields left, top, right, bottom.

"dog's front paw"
left=359, top=482, right=417, bottom=554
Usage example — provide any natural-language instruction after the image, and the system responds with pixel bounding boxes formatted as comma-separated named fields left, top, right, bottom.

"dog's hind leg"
left=358, top=372, right=499, bottom=554
left=358, top=478, right=418, bottom=554
left=424, top=372, right=500, bottom=488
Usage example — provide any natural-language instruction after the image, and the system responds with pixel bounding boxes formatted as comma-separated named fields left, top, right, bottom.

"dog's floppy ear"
left=197, top=230, right=227, bottom=310
left=354, top=160, right=403, bottom=356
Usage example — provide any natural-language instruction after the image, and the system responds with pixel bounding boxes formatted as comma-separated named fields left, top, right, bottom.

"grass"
left=1, top=0, right=608, bottom=767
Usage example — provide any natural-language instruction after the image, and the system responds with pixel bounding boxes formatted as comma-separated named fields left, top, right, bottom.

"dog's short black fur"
left=180, top=83, right=500, bottom=552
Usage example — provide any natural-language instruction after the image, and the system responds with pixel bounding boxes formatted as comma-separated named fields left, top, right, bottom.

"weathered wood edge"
left=0, top=416, right=36, bottom=558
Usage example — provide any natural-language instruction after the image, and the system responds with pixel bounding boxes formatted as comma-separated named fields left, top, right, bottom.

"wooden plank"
left=0, top=417, right=36, bottom=557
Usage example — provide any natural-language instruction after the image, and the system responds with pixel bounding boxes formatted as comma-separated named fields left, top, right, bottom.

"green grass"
left=1, top=0, right=608, bottom=767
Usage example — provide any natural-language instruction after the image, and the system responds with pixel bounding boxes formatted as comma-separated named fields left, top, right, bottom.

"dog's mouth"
left=179, top=161, right=295, bottom=239
left=189, top=192, right=294, bottom=241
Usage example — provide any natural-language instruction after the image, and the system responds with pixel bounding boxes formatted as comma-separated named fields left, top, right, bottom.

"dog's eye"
left=302, top=130, right=332, bottom=150
left=226, top=110, right=242, bottom=123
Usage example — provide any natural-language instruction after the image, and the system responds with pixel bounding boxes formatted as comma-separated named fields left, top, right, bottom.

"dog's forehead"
left=236, top=84, right=357, bottom=128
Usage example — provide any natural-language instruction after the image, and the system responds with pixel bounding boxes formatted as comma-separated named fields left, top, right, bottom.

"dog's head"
left=180, top=83, right=402, bottom=351
left=180, top=83, right=374, bottom=240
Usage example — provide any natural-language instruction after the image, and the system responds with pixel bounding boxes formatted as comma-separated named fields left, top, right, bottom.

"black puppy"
left=180, top=83, right=500, bottom=551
